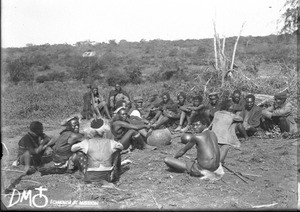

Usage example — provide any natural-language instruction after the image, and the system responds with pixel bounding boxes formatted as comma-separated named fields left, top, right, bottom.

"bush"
left=5, top=57, right=34, bottom=83
left=36, top=71, right=66, bottom=83
left=36, top=75, right=50, bottom=83
left=106, top=69, right=129, bottom=86
left=47, top=71, right=66, bottom=82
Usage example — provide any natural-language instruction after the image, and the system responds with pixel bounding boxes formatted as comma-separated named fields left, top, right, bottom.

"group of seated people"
left=13, top=83, right=297, bottom=184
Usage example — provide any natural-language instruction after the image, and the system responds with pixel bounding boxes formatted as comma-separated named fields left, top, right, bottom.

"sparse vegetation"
left=1, top=34, right=297, bottom=135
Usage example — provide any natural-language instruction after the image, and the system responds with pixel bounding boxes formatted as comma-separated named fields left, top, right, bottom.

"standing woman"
left=211, top=100, right=243, bottom=164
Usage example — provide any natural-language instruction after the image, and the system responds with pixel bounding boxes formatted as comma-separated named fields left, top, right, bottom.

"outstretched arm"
left=115, top=121, right=150, bottom=131
left=42, top=136, right=57, bottom=150
left=174, top=139, right=196, bottom=159
left=188, top=104, right=205, bottom=111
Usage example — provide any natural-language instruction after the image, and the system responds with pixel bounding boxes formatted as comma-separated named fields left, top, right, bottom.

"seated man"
left=81, top=84, right=112, bottom=120
left=52, top=116, right=85, bottom=171
left=71, top=118, right=124, bottom=183
left=164, top=130, right=224, bottom=181
left=14, top=121, right=54, bottom=174
left=151, top=92, right=187, bottom=130
left=111, top=108, right=153, bottom=151
left=230, top=89, right=245, bottom=116
left=179, top=95, right=206, bottom=133
left=261, top=92, right=297, bottom=135
left=202, top=92, right=221, bottom=125
left=150, top=92, right=175, bottom=125
left=108, top=83, right=131, bottom=113
left=128, top=96, right=150, bottom=125
left=211, top=100, right=245, bottom=164
left=239, top=94, right=263, bottom=137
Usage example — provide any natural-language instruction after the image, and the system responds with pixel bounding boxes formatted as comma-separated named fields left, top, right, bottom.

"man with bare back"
left=164, top=130, right=224, bottom=180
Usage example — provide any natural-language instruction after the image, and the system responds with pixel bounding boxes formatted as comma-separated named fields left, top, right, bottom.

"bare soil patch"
left=1, top=125, right=298, bottom=210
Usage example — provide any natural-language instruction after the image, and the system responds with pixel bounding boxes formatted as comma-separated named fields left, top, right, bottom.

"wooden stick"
left=20, top=179, right=40, bottom=184
left=2, top=143, right=9, bottom=155
left=222, top=164, right=248, bottom=184
left=240, top=173, right=262, bottom=177
left=213, top=20, right=219, bottom=70
left=147, top=189, right=162, bottom=209
left=222, top=35, right=226, bottom=55
left=230, top=22, right=245, bottom=70
left=2, top=169, right=24, bottom=173
left=252, top=202, right=278, bottom=208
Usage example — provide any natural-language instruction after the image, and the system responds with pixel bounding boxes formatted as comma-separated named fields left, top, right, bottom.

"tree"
left=279, top=0, right=299, bottom=34
left=6, top=56, right=34, bottom=83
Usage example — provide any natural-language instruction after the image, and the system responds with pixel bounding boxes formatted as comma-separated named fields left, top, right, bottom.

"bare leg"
left=181, top=111, right=197, bottom=133
left=22, top=151, right=31, bottom=173
left=153, top=116, right=170, bottom=129
left=119, top=130, right=152, bottom=150
left=138, top=129, right=148, bottom=138
left=236, top=123, right=249, bottom=141
left=103, top=105, right=112, bottom=119
left=132, top=133, right=153, bottom=149
left=164, top=157, right=187, bottom=172
left=151, top=110, right=162, bottom=124
left=157, top=114, right=164, bottom=122
left=175, top=112, right=186, bottom=131
left=119, top=130, right=138, bottom=150
left=92, top=106, right=102, bottom=118
left=110, top=150, right=121, bottom=182
left=188, top=111, right=198, bottom=125
left=278, top=117, right=290, bottom=133
left=219, top=144, right=230, bottom=164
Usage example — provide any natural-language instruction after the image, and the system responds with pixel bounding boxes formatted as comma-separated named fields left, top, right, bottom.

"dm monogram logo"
left=8, top=186, right=49, bottom=208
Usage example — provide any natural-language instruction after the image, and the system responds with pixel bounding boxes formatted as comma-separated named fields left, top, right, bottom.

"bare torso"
left=193, top=130, right=220, bottom=171
left=111, top=120, right=128, bottom=140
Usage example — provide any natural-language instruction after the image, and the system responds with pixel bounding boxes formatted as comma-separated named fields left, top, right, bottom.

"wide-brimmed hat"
left=274, top=92, right=287, bottom=99
left=61, top=116, right=79, bottom=126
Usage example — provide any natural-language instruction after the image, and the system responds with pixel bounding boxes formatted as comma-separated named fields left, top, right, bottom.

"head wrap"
left=274, top=92, right=287, bottom=99
left=29, top=121, right=43, bottom=134
left=61, top=116, right=79, bottom=126
left=177, top=92, right=187, bottom=100
left=91, top=118, right=104, bottom=129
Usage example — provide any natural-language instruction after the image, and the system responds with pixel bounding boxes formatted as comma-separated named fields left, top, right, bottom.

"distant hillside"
left=1, top=34, right=296, bottom=86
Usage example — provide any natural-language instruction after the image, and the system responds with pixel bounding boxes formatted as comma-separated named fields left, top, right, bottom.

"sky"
left=2, top=0, right=287, bottom=48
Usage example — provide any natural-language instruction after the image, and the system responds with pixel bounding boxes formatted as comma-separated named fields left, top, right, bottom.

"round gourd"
left=181, top=133, right=193, bottom=144
left=147, top=128, right=172, bottom=146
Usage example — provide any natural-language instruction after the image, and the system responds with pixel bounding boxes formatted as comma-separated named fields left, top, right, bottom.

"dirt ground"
left=1, top=122, right=298, bottom=210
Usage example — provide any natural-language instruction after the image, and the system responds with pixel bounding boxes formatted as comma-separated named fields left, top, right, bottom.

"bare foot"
left=174, top=126, right=182, bottom=132
left=25, top=166, right=36, bottom=175
left=143, top=144, right=157, bottom=150
left=180, top=126, right=190, bottom=133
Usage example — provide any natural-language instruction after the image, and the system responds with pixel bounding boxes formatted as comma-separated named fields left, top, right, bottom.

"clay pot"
left=147, top=128, right=172, bottom=146
left=181, top=133, right=193, bottom=144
